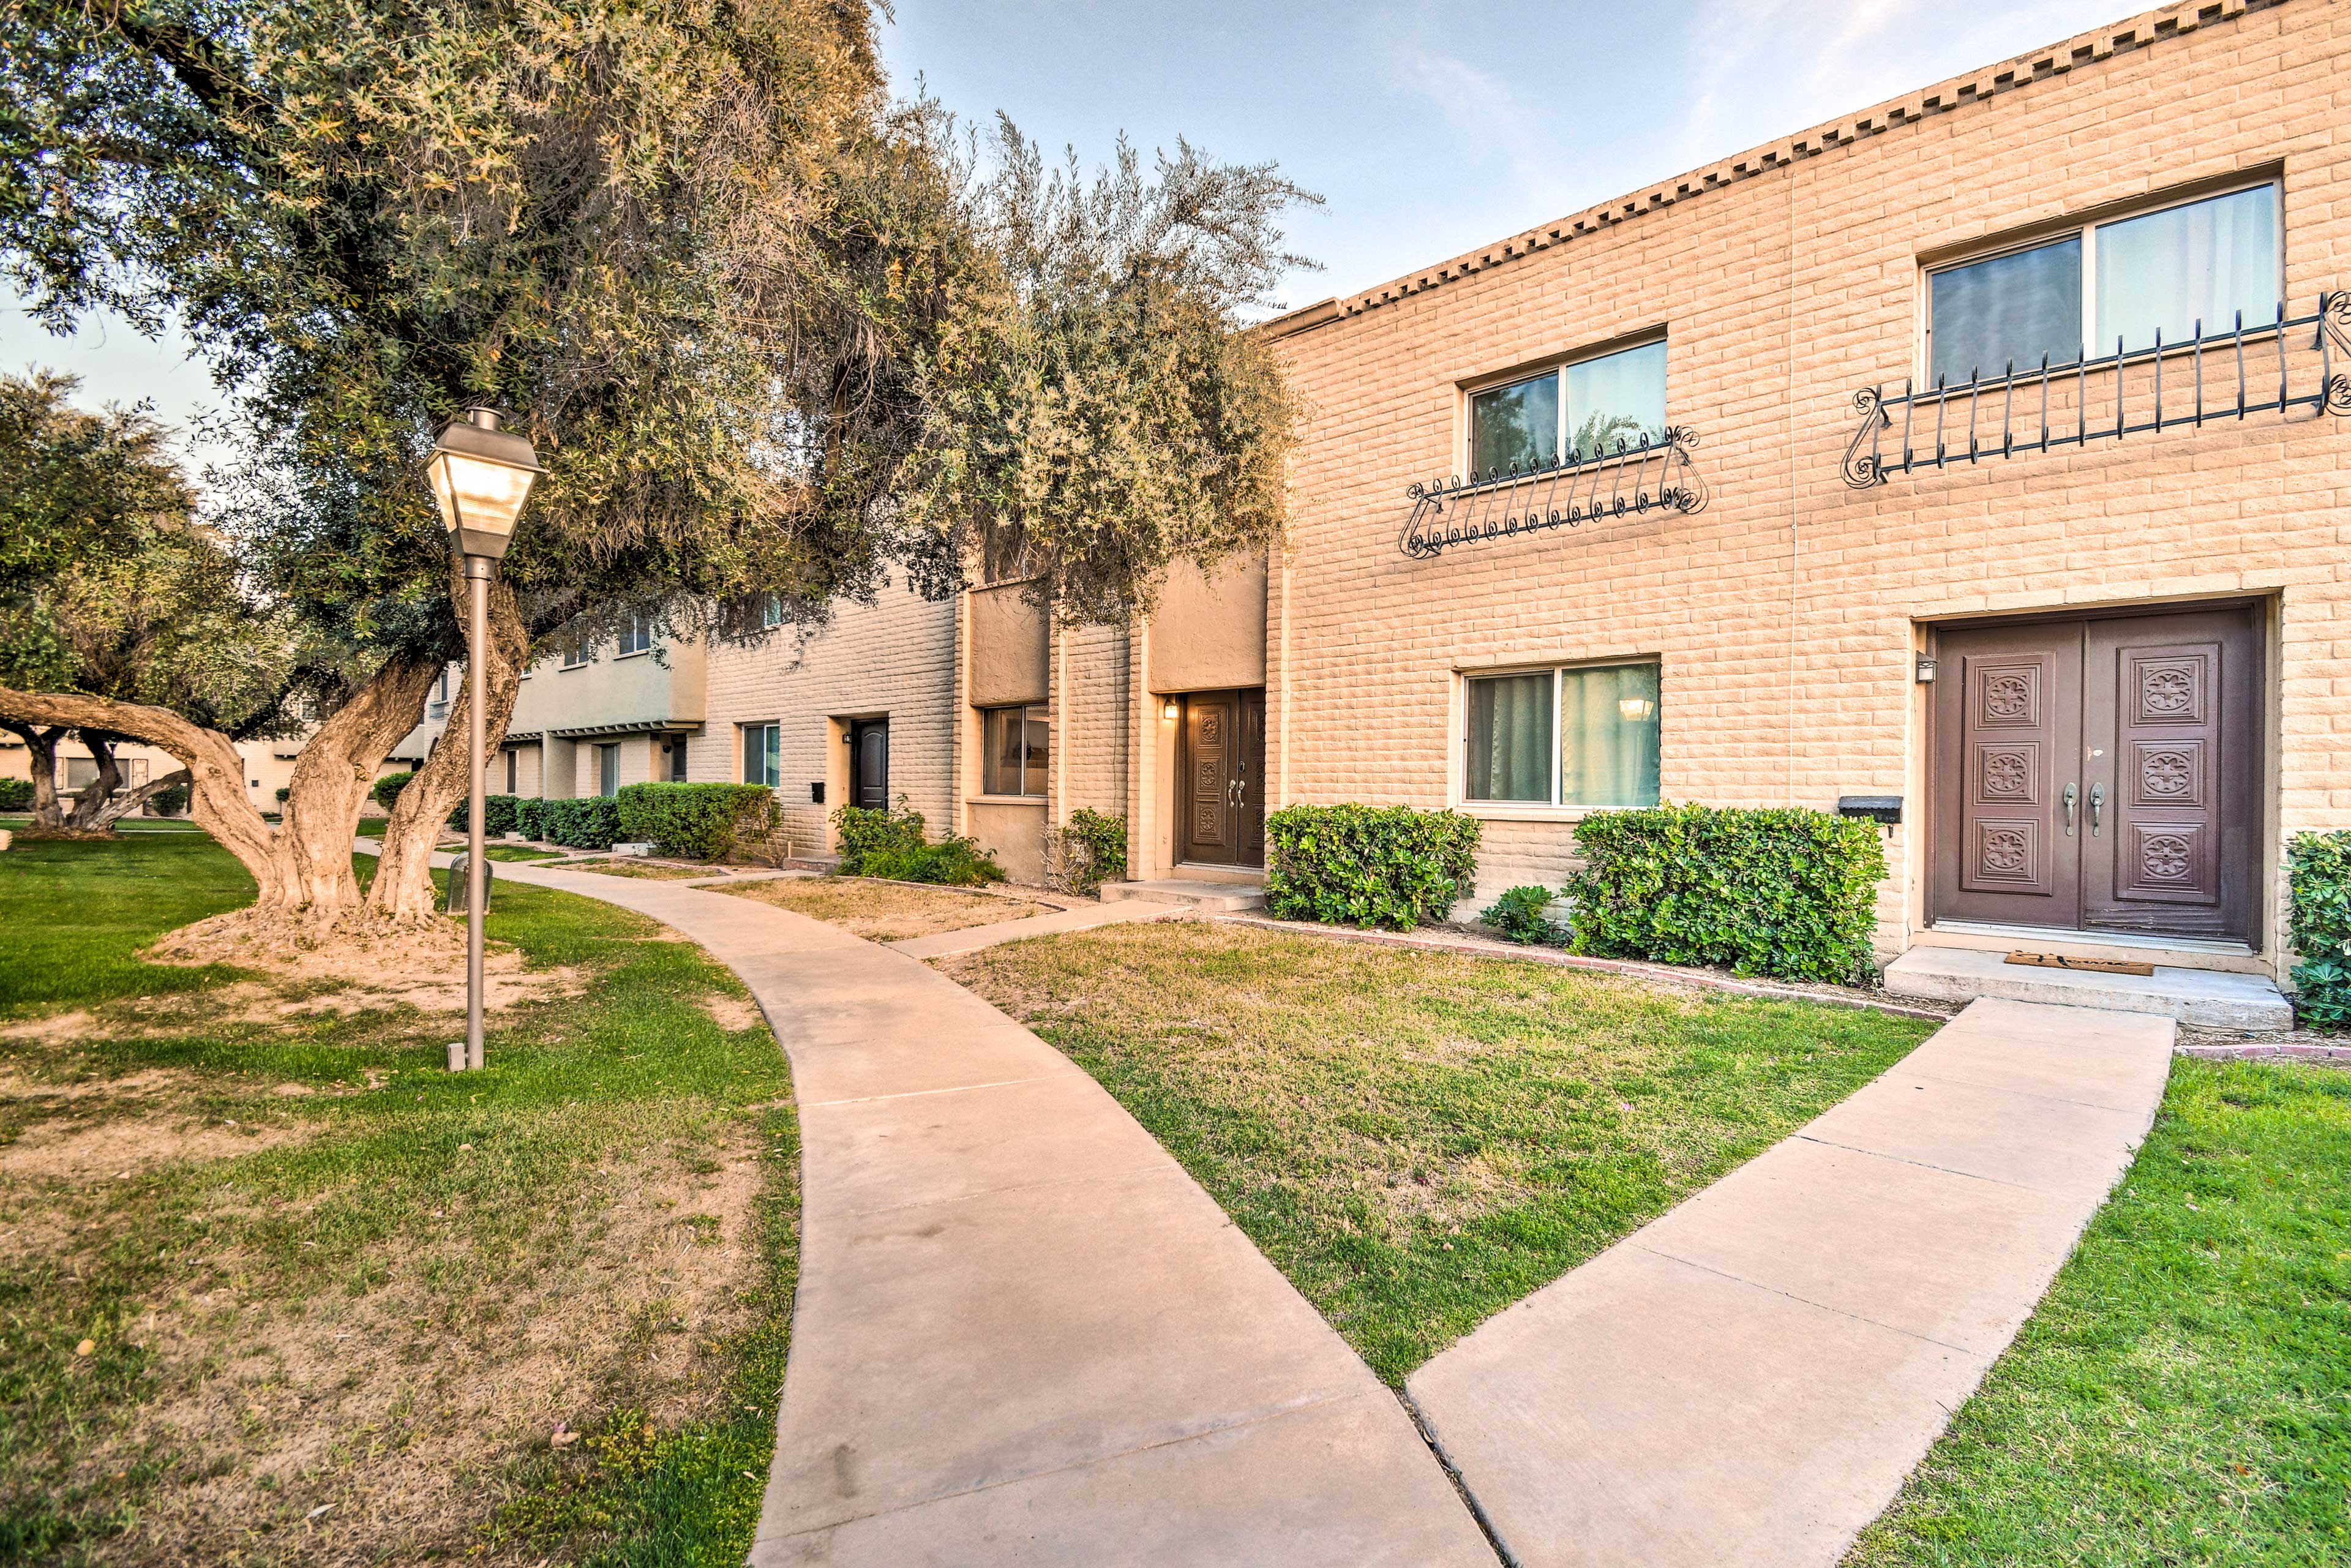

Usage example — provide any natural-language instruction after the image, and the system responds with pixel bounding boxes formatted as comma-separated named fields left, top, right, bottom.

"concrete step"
left=1884, top=944, right=2292, bottom=1032
left=1100, top=878, right=1266, bottom=913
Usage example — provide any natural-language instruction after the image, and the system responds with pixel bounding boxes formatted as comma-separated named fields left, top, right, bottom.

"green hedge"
left=0, top=778, right=32, bottom=811
left=831, top=799, right=927, bottom=874
left=148, top=781, right=190, bottom=817
left=617, top=782, right=778, bottom=861
left=371, top=771, right=413, bottom=812
left=1564, top=803, right=1886, bottom=984
left=539, top=796, right=621, bottom=850
left=514, top=797, right=545, bottom=841
left=449, top=794, right=522, bottom=836
left=1265, top=803, right=1480, bottom=931
left=860, top=837, right=1006, bottom=887
left=2288, top=830, right=2351, bottom=1031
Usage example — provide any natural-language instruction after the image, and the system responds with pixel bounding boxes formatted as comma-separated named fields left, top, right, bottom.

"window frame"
left=596, top=743, right=620, bottom=798
left=740, top=722, right=780, bottom=788
left=559, top=631, right=590, bottom=670
left=615, top=612, right=656, bottom=659
left=978, top=703, right=1050, bottom=798
left=1460, top=334, right=1668, bottom=481
left=1458, top=658, right=1663, bottom=816
left=1921, top=176, right=2284, bottom=383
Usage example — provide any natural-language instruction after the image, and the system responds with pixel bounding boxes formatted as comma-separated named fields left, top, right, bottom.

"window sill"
left=967, top=793, right=1048, bottom=808
left=558, top=662, right=591, bottom=673
left=1459, top=802, right=1618, bottom=823
left=613, top=648, right=655, bottom=661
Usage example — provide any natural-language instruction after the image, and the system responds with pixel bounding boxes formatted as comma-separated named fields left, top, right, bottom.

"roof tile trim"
left=1283, top=0, right=2269, bottom=331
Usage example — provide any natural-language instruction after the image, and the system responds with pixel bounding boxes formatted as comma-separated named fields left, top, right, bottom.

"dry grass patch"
left=942, top=919, right=1937, bottom=1381
left=1, top=833, right=799, bottom=1567
left=567, top=860, right=719, bottom=880
left=718, top=875, right=1052, bottom=941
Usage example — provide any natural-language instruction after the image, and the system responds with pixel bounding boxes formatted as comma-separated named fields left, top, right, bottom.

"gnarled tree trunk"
left=370, top=572, right=530, bottom=920
left=278, top=652, right=443, bottom=915
left=93, top=765, right=193, bottom=828
left=1, top=721, right=68, bottom=832
left=60, top=730, right=126, bottom=833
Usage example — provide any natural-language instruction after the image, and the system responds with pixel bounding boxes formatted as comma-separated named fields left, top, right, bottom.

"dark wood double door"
left=1932, top=604, right=2262, bottom=943
left=1176, top=689, right=1265, bottom=868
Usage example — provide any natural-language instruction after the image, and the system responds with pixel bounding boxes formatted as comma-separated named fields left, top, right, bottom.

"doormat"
left=2004, top=950, right=2156, bottom=977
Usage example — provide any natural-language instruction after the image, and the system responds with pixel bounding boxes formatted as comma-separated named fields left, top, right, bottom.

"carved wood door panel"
left=1932, top=623, right=2084, bottom=929
left=2082, top=606, right=2261, bottom=941
left=1178, top=692, right=1238, bottom=865
left=1238, top=690, right=1267, bottom=869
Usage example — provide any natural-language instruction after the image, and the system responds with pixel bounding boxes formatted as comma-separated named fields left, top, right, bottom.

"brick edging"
left=1210, top=913, right=1954, bottom=1023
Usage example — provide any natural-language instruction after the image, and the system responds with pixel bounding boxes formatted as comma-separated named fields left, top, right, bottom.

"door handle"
left=2088, top=781, right=2104, bottom=836
left=2062, top=781, right=2077, bottom=836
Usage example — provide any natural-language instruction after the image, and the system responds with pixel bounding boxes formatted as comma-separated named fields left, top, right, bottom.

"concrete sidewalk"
left=1405, top=997, right=2174, bottom=1568
left=452, top=852, right=1494, bottom=1567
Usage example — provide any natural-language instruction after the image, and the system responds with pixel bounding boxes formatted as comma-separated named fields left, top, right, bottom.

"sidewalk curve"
left=449, top=853, right=1495, bottom=1567
left=1404, top=996, right=2174, bottom=1568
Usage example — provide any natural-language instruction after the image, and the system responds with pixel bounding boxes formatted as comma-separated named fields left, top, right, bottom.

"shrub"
left=371, top=771, right=413, bottom=812
left=2288, top=830, right=2351, bottom=1031
left=831, top=797, right=927, bottom=874
left=1047, top=806, right=1128, bottom=895
left=147, top=781, right=190, bottom=817
left=1481, top=885, right=1567, bottom=946
left=1265, top=803, right=1480, bottom=931
left=274, top=786, right=291, bottom=803
left=539, top=795, right=621, bottom=850
left=860, top=836, right=1007, bottom=887
left=449, top=794, right=522, bottom=836
left=513, top=797, right=545, bottom=842
left=1564, top=803, right=1886, bottom=984
left=617, top=782, right=778, bottom=861
left=0, top=777, right=34, bottom=811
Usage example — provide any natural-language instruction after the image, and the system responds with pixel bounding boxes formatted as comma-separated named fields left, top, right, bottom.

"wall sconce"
left=1162, top=697, right=1180, bottom=720
left=1915, top=655, right=1938, bottom=684
left=1618, top=697, right=1655, bottom=721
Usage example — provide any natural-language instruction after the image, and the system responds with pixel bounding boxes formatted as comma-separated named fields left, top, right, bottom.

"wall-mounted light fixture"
left=1162, top=697, right=1180, bottom=720
left=1915, top=655, right=1938, bottom=684
left=1618, top=697, right=1655, bottom=721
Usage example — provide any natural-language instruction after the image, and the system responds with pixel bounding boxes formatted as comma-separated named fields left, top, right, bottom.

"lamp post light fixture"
left=426, top=407, right=542, bottom=1072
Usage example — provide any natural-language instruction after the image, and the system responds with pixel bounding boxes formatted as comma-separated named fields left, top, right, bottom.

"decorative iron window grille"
left=1399, top=428, right=1709, bottom=560
left=1843, top=293, right=2351, bottom=488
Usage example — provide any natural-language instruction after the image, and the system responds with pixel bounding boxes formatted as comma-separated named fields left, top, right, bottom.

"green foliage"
left=2287, top=830, right=2351, bottom=1031
left=143, top=781, right=189, bottom=817
left=273, top=786, right=290, bottom=803
left=829, top=798, right=928, bottom=875
left=898, top=121, right=1315, bottom=621
left=448, top=795, right=522, bottom=838
left=616, top=782, right=778, bottom=862
left=370, top=772, right=413, bottom=812
left=0, top=778, right=31, bottom=811
left=1048, top=806, right=1128, bottom=895
left=1264, top=804, right=1480, bottom=931
left=539, top=797, right=621, bottom=852
left=513, top=797, right=545, bottom=842
left=858, top=837, right=1007, bottom=888
left=1480, top=885, right=1567, bottom=947
left=1564, top=803, right=1888, bottom=985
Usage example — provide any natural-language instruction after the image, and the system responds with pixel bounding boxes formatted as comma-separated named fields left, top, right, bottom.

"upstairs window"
left=617, top=612, right=655, bottom=657
left=559, top=631, right=590, bottom=669
left=1927, top=182, right=2281, bottom=383
left=980, top=705, right=1049, bottom=797
left=1466, top=340, right=1667, bottom=478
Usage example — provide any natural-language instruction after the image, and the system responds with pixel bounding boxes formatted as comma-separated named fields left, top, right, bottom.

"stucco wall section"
left=1147, top=558, right=1269, bottom=693
left=968, top=584, right=1050, bottom=707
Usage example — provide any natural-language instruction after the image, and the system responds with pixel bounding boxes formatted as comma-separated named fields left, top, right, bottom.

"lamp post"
left=426, top=407, right=543, bottom=1072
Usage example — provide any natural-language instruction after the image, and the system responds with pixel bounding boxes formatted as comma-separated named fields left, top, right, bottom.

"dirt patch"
left=67, top=1135, right=772, bottom=1567
left=0, top=1114, right=308, bottom=1181
left=569, top=860, right=718, bottom=880
left=717, top=876, right=1051, bottom=942
left=145, top=912, right=579, bottom=1019
left=1, top=1009, right=98, bottom=1045
left=702, top=992, right=767, bottom=1032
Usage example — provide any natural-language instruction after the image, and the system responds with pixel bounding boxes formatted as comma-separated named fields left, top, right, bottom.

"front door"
left=1932, top=604, right=2261, bottom=943
left=1176, top=689, right=1265, bottom=868
left=850, top=719, right=889, bottom=810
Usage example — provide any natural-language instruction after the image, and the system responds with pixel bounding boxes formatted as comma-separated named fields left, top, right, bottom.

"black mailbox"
left=1836, top=795, right=1903, bottom=825
left=809, top=781, right=825, bottom=805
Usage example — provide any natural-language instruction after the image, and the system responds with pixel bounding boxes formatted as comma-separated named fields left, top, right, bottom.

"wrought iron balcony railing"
left=1399, top=427, right=1710, bottom=560
left=1842, top=292, right=2351, bottom=488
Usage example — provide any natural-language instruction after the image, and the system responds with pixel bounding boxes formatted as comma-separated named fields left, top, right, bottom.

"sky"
left=1, top=0, right=2127, bottom=468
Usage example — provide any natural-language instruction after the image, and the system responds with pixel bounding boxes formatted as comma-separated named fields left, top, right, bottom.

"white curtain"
left=2096, top=185, right=2278, bottom=352
left=1559, top=664, right=1660, bottom=808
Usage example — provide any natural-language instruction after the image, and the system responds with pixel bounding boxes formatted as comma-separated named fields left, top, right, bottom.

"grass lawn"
left=1, top=817, right=204, bottom=833
left=0, top=831, right=797, bottom=1567
left=943, top=920, right=1937, bottom=1382
left=482, top=845, right=568, bottom=864
left=719, top=876, right=1050, bottom=942
left=1848, top=1056, right=2351, bottom=1567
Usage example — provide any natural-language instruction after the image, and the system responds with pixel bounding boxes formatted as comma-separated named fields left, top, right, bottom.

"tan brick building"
left=497, top=0, right=2347, bottom=990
